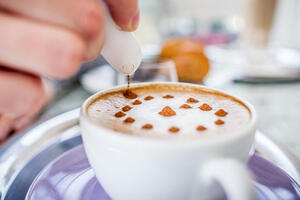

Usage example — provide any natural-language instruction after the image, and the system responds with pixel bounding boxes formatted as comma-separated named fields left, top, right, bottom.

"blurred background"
left=3, top=1, right=300, bottom=199
left=25, top=0, right=300, bottom=157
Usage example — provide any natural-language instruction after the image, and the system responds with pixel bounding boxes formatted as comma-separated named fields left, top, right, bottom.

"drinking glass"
left=117, top=58, right=178, bottom=85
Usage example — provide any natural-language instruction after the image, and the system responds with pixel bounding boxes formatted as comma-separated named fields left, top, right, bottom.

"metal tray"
left=0, top=109, right=300, bottom=200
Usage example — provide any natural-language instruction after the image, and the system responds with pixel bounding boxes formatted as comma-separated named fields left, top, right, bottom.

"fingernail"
left=122, top=11, right=140, bottom=31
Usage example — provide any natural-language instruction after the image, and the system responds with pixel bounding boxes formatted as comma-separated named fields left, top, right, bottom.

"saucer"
left=25, top=145, right=300, bottom=200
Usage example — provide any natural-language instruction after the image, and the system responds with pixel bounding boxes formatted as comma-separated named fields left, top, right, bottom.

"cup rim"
left=80, top=82, right=257, bottom=147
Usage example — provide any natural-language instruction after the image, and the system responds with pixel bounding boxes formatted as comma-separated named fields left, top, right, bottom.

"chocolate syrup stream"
left=127, top=75, right=130, bottom=89
left=123, top=75, right=137, bottom=99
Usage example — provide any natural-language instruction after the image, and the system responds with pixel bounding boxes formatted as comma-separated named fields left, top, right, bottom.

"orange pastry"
left=160, top=39, right=205, bottom=58
left=160, top=38, right=210, bottom=83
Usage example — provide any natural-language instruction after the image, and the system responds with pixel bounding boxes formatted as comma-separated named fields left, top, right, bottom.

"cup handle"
left=200, top=158, right=256, bottom=200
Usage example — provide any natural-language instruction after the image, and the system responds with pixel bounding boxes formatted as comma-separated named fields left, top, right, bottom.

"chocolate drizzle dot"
left=159, top=106, right=176, bottom=117
left=215, top=119, right=224, bottom=125
left=124, top=117, right=135, bottom=123
left=142, top=124, right=153, bottom=130
left=163, top=94, right=174, bottom=99
left=215, top=109, right=228, bottom=117
left=196, top=125, right=207, bottom=131
left=114, top=111, right=126, bottom=118
left=199, top=103, right=212, bottom=111
left=180, top=104, right=192, bottom=109
left=122, top=105, right=132, bottom=112
left=186, top=97, right=199, bottom=103
left=132, top=100, right=142, bottom=105
left=123, top=89, right=138, bottom=99
left=169, top=126, right=180, bottom=133
left=144, top=96, right=154, bottom=101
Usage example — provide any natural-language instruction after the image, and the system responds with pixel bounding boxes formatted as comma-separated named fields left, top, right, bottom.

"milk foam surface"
left=87, top=85, right=251, bottom=138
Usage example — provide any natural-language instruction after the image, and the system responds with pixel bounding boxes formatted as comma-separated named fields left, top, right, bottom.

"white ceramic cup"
left=80, top=82, right=257, bottom=200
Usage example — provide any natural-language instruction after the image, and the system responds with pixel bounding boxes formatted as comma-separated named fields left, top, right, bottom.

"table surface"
left=38, top=64, right=300, bottom=159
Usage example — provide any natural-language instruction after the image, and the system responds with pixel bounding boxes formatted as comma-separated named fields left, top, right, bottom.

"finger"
left=0, top=114, right=15, bottom=141
left=103, top=0, right=139, bottom=31
left=0, top=12, right=85, bottom=79
left=0, top=0, right=104, bottom=61
left=14, top=79, right=55, bottom=130
left=0, top=0, right=104, bottom=39
left=85, top=28, right=105, bottom=61
left=0, top=69, right=46, bottom=116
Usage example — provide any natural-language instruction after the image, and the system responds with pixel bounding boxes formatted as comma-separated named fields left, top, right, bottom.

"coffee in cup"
left=87, top=83, right=251, bottom=138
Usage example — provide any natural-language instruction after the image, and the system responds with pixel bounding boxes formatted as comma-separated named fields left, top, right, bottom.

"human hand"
left=0, top=0, right=139, bottom=141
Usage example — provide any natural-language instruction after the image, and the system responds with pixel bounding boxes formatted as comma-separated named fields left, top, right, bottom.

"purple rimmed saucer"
left=25, top=145, right=300, bottom=200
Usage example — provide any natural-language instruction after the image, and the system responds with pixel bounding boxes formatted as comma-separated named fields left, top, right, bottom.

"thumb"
left=102, top=0, right=139, bottom=31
